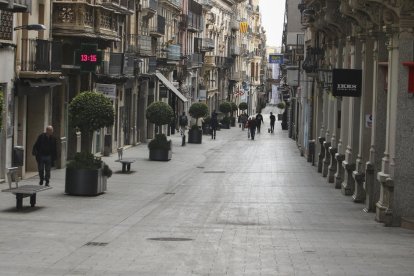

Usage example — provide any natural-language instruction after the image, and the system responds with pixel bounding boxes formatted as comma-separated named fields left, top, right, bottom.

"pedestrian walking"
left=32, top=125, right=57, bottom=186
left=211, top=110, right=218, bottom=140
left=240, top=112, right=248, bottom=131
left=248, top=117, right=257, bottom=140
left=269, top=112, right=276, bottom=133
left=179, top=112, right=188, bottom=136
left=256, top=113, right=264, bottom=133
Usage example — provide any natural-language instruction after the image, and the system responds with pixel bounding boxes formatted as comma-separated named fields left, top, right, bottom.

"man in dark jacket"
left=211, top=110, right=218, bottom=140
left=32, top=126, right=57, bottom=186
left=256, top=113, right=264, bottom=133
left=269, top=112, right=276, bottom=133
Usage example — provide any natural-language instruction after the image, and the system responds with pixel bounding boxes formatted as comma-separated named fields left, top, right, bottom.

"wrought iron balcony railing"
left=126, top=35, right=152, bottom=56
left=20, top=39, right=62, bottom=72
left=149, top=15, right=166, bottom=36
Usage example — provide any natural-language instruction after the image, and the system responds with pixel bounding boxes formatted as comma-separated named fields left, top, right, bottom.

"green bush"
left=219, top=101, right=232, bottom=114
left=69, top=91, right=114, bottom=133
left=231, top=102, right=238, bottom=112
left=67, top=152, right=101, bottom=169
left=276, top=102, right=286, bottom=109
left=146, top=102, right=174, bottom=127
left=148, top=134, right=172, bottom=150
left=0, top=92, right=3, bottom=129
left=239, top=102, right=248, bottom=111
left=189, top=102, right=208, bottom=120
left=221, top=116, right=231, bottom=125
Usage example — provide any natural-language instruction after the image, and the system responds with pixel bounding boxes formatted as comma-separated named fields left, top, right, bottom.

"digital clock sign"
left=74, top=44, right=102, bottom=72
left=80, top=54, right=98, bottom=62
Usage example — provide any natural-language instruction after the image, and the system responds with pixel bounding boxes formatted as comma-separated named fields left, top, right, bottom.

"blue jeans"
left=37, top=155, right=52, bottom=182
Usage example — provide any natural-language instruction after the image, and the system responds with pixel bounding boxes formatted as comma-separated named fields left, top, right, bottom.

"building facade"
left=284, top=0, right=414, bottom=227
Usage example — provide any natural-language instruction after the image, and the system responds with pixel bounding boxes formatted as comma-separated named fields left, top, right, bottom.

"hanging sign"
left=332, top=69, right=362, bottom=97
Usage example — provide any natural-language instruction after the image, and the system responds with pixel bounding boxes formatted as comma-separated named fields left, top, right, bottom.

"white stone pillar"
left=341, top=39, right=362, bottom=196
left=365, top=34, right=388, bottom=213
left=376, top=28, right=399, bottom=225
left=352, top=36, right=374, bottom=203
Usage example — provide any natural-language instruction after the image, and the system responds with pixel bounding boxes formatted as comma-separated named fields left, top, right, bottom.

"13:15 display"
left=80, top=54, right=97, bottom=62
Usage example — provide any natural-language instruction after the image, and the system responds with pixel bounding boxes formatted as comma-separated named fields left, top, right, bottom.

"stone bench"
left=1, top=168, right=52, bottom=209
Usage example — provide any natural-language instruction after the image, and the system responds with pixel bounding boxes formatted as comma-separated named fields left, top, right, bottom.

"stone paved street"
left=1, top=114, right=414, bottom=276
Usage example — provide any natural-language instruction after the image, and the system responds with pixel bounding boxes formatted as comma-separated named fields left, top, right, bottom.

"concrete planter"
left=65, top=168, right=107, bottom=196
left=149, top=149, right=172, bottom=161
left=188, top=128, right=202, bottom=144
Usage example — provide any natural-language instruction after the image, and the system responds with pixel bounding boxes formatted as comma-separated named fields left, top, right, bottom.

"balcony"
left=185, top=12, right=203, bottom=32
left=229, top=71, right=242, bottom=81
left=230, top=20, right=240, bottom=31
left=215, top=56, right=228, bottom=68
left=203, top=55, right=215, bottom=67
left=141, top=0, right=157, bottom=18
left=52, top=3, right=118, bottom=41
left=230, top=46, right=240, bottom=56
left=187, top=53, right=202, bottom=68
left=0, top=0, right=31, bottom=12
left=201, top=38, right=214, bottom=52
left=159, top=0, right=181, bottom=11
left=101, top=0, right=135, bottom=15
left=126, top=35, right=152, bottom=56
left=19, top=39, right=62, bottom=75
left=149, top=15, right=166, bottom=37
left=201, top=0, right=212, bottom=10
left=167, top=44, right=181, bottom=61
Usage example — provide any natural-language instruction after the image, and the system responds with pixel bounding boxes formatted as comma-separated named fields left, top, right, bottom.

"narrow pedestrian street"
left=1, top=112, right=414, bottom=276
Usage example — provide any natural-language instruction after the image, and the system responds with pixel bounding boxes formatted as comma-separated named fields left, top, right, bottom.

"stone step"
left=401, top=217, right=414, bottom=231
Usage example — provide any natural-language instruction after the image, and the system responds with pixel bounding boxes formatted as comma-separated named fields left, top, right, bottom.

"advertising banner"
left=332, top=69, right=362, bottom=97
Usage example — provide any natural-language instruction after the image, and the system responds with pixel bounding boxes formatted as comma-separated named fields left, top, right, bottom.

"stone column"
left=328, top=40, right=343, bottom=184
left=376, top=27, right=399, bottom=226
left=317, top=90, right=326, bottom=173
left=322, top=95, right=332, bottom=178
left=352, top=36, right=374, bottom=203
left=335, top=39, right=351, bottom=189
left=342, top=38, right=362, bottom=196
left=393, top=22, right=414, bottom=225
left=364, top=34, right=388, bottom=212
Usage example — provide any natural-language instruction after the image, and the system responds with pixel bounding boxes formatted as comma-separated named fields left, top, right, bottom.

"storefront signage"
left=332, top=69, right=362, bottom=97
left=96, top=83, right=116, bottom=99
left=269, top=54, right=284, bottom=64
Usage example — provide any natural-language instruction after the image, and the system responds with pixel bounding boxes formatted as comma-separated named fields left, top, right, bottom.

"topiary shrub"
left=148, top=134, right=172, bottom=150
left=276, top=102, right=286, bottom=109
left=146, top=101, right=174, bottom=132
left=69, top=91, right=114, bottom=153
left=219, top=101, right=232, bottom=115
left=239, top=102, right=248, bottom=111
left=189, top=102, right=208, bottom=126
left=146, top=102, right=174, bottom=153
left=231, top=102, right=238, bottom=113
left=0, top=92, right=3, bottom=129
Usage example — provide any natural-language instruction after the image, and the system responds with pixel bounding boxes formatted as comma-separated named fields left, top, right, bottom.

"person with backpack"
left=247, top=116, right=257, bottom=140
left=179, top=112, right=188, bottom=136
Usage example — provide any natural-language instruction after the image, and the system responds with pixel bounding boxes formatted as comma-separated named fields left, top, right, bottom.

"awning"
left=26, top=79, right=61, bottom=87
left=155, top=71, right=188, bottom=102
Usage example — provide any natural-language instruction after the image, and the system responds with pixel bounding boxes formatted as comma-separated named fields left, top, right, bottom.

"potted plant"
left=202, top=116, right=211, bottom=135
left=277, top=102, right=286, bottom=121
left=65, top=91, right=114, bottom=196
left=65, top=152, right=112, bottom=196
left=238, top=102, right=248, bottom=113
left=219, top=101, right=232, bottom=129
left=188, top=102, right=208, bottom=144
left=146, top=101, right=174, bottom=161
left=230, top=102, right=238, bottom=127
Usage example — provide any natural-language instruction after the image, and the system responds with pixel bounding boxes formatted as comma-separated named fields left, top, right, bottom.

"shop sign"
left=96, top=83, right=116, bottom=99
left=332, top=69, right=362, bottom=97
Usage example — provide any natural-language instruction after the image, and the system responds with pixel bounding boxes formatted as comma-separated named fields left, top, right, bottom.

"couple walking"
left=245, top=112, right=276, bottom=140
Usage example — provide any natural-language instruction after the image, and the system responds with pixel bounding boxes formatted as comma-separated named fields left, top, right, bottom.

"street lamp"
left=14, top=24, right=46, bottom=31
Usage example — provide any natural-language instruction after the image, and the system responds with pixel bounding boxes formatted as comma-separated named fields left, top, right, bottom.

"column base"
left=334, top=153, right=345, bottom=189
left=341, top=161, right=356, bottom=196
left=376, top=172, right=394, bottom=226
left=327, top=147, right=337, bottom=184
left=363, top=162, right=376, bottom=212
left=322, top=142, right=331, bottom=178
left=317, top=137, right=326, bottom=173
left=352, top=170, right=366, bottom=203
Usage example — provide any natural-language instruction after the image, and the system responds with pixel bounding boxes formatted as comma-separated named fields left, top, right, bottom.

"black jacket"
left=32, top=133, right=57, bottom=161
